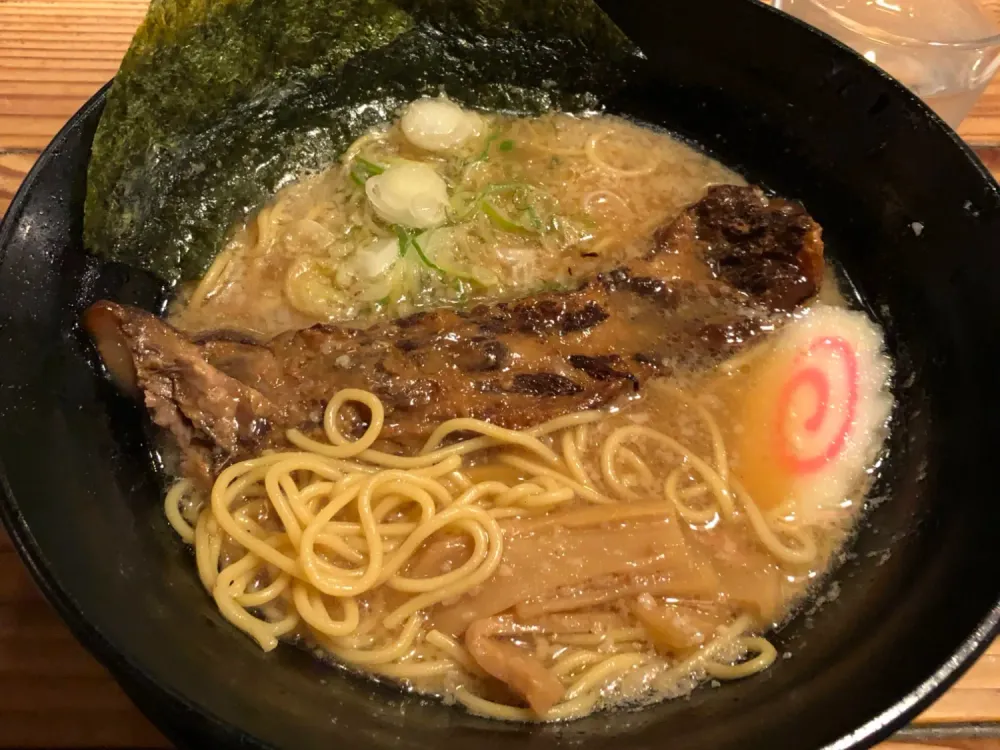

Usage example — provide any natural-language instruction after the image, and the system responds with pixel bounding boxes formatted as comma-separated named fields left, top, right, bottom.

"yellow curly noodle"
left=164, top=380, right=813, bottom=722
left=170, top=111, right=743, bottom=338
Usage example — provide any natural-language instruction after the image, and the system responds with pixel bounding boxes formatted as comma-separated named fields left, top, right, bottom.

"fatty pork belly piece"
left=83, top=185, right=824, bottom=481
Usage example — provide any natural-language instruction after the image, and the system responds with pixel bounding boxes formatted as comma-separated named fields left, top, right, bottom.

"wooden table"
left=2, top=1, right=1000, bottom=747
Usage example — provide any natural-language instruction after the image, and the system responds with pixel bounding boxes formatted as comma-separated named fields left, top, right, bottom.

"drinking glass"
left=772, top=0, right=1000, bottom=127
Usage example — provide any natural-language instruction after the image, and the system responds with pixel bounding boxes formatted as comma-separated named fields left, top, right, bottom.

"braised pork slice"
left=84, top=186, right=823, bottom=482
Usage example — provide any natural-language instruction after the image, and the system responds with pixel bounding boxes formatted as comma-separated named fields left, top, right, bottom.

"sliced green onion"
left=472, top=132, right=500, bottom=163
left=498, top=139, right=515, bottom=152
left=446, top=183, right=531, bottom=223
left=392, top=224, right=416, bottom=257
left=482, top=199, right=535, bottom=234
left=524, top=205, right=544, bottom=231
left=448, top=191, right=481, bottom=223
left=447, top=183, right=553, bottom=234
left=356, top=156, right=385, bottom=175
left=411, top=236, right=446, bottom=274
left=482, top=182, right=534, bottom=196
left=350, top=155, right=385, bottom=185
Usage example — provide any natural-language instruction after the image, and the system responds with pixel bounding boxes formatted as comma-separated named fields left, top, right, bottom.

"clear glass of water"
left=772, top=0, right=1000, bottom=127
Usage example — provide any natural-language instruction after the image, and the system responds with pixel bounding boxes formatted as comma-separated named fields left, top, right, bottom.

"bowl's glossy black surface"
left=2, top=1, right=1000, bottom=748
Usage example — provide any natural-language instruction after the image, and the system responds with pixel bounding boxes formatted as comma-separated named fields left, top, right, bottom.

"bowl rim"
left=0, top=82, right=265, bottom=750
left=2, top=77, right=1000, bottom=750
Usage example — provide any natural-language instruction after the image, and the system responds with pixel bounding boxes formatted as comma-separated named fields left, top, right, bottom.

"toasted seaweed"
left=84, top=0, right=638, bottom=284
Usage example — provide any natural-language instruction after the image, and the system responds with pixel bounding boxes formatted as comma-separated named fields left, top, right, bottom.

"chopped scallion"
left=472, top=132, right=500, bottom=163
left=392, top=224, right=416, bottom=257
left=411, top=236, right=446, bottom=274
left=524, top=205, right=544, bottom=231
left=482, top=200, right=535, bottom=234
left=356, top=156, right=385, bottom=174
left=350, top=155, right=385, bottom=185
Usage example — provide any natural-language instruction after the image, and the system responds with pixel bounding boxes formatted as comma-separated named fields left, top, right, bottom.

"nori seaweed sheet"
left=85, top=0, right=639, bottom=283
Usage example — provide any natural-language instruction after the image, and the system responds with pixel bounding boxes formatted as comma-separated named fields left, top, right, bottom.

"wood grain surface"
left=2, top=0, right=1000, bottom=747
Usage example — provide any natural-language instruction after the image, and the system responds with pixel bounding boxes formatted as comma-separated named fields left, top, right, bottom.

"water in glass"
left=773, top=0, right=1000, bottom=126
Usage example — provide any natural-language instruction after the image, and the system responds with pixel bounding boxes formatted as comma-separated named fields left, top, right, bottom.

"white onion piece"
left=359, top=268, right=398, bottom=302
left=365, top=163, right=449, bottom=229
left=354, top=237, right=401, bottom=280
left=401, top=98, right=483, bottom=152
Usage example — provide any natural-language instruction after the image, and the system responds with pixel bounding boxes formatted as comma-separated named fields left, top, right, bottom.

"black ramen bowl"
left=2, top=0, right=1000, bottom=748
